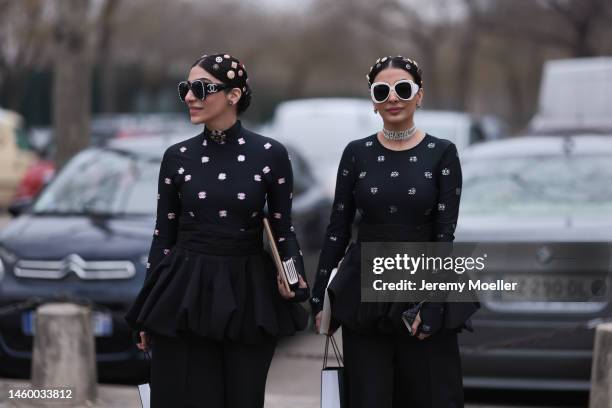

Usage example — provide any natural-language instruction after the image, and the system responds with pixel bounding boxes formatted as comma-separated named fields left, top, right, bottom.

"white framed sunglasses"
left=370, top=79, right=420, bottom=104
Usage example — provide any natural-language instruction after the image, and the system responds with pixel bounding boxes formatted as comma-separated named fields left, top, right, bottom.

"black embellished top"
left=125, top=120, right=309, bottom=343
left=309, top=133, right=462, bottom=315
left=145, top=120, right=305, bottom=279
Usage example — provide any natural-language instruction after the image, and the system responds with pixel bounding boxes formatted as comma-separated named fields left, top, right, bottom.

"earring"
left=228, top=101, right=234, bottom=106
left=373, top=108, right=378, bottom=113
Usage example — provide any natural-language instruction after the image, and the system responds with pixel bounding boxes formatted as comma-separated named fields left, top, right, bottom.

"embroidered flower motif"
left=157, top=194, right=161, bottom=200
left=237, top=193, right=246, bottom=200
left=365, top=141, right=373, bottom=147
left=273, top=212, right=282, bottom=219
left=424, top=171, right=432, bottom=179
left=215, top=56, right=223, bottom=63
left=254, top=174, right=262, bottom=182
left=238, top=138, right=245, bottom=145
left=264, top=142, right=272, bottom=150
left=342, top=169, right=349, bottom=176
left=218, top=173, right=226, bottom=180
left=184, top=174, right=191, bottom=181
left=201, top=156, right=209, bottom=163
left=237, top=155, right=245, bottom=162
left=163, top=248, right=170, bottom=255
left=278, top=237, right=286, bottom=242
left=179, top=146, right=187, bottom=153
left=390, top=171, right=399, bottom=177
left=330, top=236, right=338, bottom=241
left=359, top=171, right=367, bottom=179
left=164, top=178, right=171, bottom=184
left=262, top=166, right=271, bottom=174
left=154, top=229, right=159, bottom=235
left=371, top=187, right=378, bottom=194
left=198, top=191, right=206, bottom=199
left=442, top=168, right=450, bottom=176
left=251, top=211, right=258, bottom=218
left=389, top=205, right=398, bottom=213
left=409, top=156, right=418, bottom=162
left=167, top=213, right=175, bottom=219
left=146, top=262, right=150, bottom=269
left=202, top=139, right=207, bottom=146
left=337, top=203, right=345, bottom=211
left=427, top=142, right=435, bottom=148
left=377, top=155, right=385, bottom=162
left=408, top=187, right=416, bottom=195
left=278, top=177, right=286, bottom=184
left=438, top=203, right=446, bottom=211
left=189, top=211, right=195, bottom=217
left=219, top=210, right=227, bottom=217
left=178, top=167, right=184, bottom=174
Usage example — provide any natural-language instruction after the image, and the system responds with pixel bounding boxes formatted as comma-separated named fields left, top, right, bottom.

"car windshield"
left=460, top=155, right=612, bottom=216
left=32, top=148, right=159, bottom=215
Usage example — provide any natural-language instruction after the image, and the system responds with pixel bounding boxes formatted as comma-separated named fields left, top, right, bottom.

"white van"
left=264, top=98, right=498, bottom=195
left=529, top=57, right=612, bottom=133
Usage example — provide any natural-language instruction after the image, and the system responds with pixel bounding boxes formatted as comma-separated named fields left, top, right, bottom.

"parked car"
left=529, top=57, right=612, bottom=134
left=0, top=133, right=329, bottom=382
left=455, top=134, right=612, bottom=390
left=0, top=109, right=35, bottom=209
left=263, top=98, right=504, bottom=197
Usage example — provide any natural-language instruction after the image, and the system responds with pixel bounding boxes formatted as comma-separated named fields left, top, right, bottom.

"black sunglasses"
left=177, top=79, right=228, bottom=101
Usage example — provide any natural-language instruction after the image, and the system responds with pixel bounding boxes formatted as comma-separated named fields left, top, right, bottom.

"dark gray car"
left=456, top=134, right=612, bottom=391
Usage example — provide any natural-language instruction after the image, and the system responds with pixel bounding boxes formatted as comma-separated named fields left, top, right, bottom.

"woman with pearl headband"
left=125, top=53, right=309, bottom=408
left=310, top=56, right=479, bottom=407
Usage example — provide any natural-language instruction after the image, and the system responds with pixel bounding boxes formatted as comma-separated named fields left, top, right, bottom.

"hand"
left=410, top=312, right=431, bottom=341
left=136, top=331, right=151, bottom=352
left=277, top=273, right=307, bottom=300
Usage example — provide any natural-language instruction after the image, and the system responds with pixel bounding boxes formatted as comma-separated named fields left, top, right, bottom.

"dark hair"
left=366, top=56, right=423, bottom=89
left=191, top=53, right=252, bottom=114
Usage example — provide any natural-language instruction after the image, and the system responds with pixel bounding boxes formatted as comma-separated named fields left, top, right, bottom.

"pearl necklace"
left=382, top=125, right=417, bottom=141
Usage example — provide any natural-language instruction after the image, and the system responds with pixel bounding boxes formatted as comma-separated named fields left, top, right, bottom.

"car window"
left=32, top=149, right=158, bottom=215
left=461, top=155, right=612, bottom=215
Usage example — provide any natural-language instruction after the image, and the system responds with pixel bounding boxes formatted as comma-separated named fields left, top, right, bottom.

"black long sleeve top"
left=146, top=120, right=308, bottom=299
left=309, top=133, right=462, bottom=315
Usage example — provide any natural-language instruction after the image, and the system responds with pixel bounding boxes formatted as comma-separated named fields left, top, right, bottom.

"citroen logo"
left=61, top=254, right=87, bottom=277
left=536, top=246, right=552, bottom=264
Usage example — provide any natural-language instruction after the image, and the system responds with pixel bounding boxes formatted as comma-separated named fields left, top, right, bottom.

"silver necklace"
left=382, top=125, right=417, bottom=141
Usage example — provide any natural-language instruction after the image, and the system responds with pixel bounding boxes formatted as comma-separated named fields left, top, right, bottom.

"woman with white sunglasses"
left=310, top=56, right=478, bottom=407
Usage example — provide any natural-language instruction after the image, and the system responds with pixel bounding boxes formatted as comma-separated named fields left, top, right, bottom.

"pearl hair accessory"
left=382, top=125, right=417, bottom=141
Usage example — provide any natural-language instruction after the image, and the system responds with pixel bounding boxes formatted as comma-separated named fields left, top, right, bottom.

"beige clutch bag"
left=263, top=218, right=299, bottom=293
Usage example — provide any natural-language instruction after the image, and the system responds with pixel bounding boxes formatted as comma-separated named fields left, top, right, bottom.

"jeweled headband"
left=193, top=53, right=250, bottom=96
left=366, top=55, right=423, bottom=88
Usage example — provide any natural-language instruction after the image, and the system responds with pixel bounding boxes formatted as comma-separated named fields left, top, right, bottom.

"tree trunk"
left=53, top=0, right=92, bottom=169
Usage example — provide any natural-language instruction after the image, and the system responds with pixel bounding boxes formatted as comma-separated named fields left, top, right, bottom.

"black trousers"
left=342, top=327, right=464, bottom=408
left=149, top=332, right=277, bottom=408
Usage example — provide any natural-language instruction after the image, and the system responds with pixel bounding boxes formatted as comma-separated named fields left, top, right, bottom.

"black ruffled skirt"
left=124, top=223, right=308, bottom=345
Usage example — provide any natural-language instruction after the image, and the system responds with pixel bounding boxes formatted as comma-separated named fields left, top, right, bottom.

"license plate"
left=22, top=310, right=113, bottom=337
left=492, top=274, right=607, bottom=302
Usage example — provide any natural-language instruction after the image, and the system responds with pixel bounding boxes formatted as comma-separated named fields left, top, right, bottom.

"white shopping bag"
left=319, top=265, right=339, bottom=335
left=321, top=335, right=345, bottom=408
left=138, top=383, right=150, bottom=408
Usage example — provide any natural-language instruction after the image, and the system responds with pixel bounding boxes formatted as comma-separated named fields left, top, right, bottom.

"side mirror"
left=8, top=198, right=32, bottom=217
